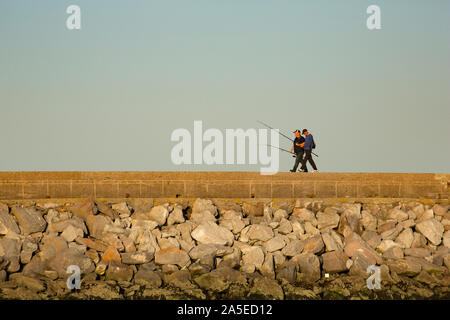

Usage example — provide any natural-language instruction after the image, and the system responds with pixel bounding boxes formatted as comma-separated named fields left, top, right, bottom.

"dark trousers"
left=301, top=150, right=317, bottom=171
left=292, top=150, right=306, bottom=172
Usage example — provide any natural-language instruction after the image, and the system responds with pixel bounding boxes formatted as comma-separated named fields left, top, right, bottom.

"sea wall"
left=0, top=172, right=449, bottom=199
left=0, top=197, right=449, bottom=300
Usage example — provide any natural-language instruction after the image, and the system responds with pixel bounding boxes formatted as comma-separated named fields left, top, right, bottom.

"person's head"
left=302, top=129, right=309, bottom=135
left=293, top=129, right=300, bottom=138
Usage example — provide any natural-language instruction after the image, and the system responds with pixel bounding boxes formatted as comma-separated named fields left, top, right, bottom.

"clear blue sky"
left=1, top=1, right=449, bottom=172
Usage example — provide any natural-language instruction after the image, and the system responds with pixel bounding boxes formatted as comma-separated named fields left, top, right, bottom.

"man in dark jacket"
left=300, top=129, right=318, bottom=172
left=290, top=130, right=307, bottom=172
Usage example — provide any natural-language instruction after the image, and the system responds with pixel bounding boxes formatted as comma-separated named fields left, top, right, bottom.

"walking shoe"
left=289, top=169, right=295, bottom=172
left=298, top=168, right=304, bottom=172
left=312, top=170, right=319, bottom=173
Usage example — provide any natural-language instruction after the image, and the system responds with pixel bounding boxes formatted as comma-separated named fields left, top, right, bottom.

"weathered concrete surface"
left=0, top=172, right=449, bottom=199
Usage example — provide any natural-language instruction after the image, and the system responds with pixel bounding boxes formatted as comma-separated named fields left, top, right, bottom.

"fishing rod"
left=257, top=120, right=319, bottom=157
left=263, top=144, right=296, bottom=157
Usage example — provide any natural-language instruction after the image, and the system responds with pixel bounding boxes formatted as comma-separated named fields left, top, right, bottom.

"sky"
left=1, top=0, right=449, bottom=173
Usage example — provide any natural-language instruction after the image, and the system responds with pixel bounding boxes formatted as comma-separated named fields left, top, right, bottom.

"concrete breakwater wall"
left=0, top=172, right=449, bottom=200
left=0, top=197, right=449, bottom=300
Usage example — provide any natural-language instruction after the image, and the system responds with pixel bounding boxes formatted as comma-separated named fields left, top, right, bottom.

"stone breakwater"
left=0, top=198, right=449, bottom=300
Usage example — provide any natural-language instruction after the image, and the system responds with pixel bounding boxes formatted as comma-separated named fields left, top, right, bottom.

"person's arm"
left=290, top=145, right=294, bottom=153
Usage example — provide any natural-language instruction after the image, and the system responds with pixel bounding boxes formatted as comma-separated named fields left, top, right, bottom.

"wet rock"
left=322, top=251, right=348, bottom=273
left=11, top=206, right=47, bottom=235
left=292, top=253, right=320, bottom=282
left=155, top=248, right=190, bottom=267
left=105, top=261, right=134, bottom=282
left=386, top=258, right=422, bottom=276
left=248, top=277, right=284, bottom=300
left=191, top=222, right=234, bottom=246
left=415, top=219, right=444, bottom=245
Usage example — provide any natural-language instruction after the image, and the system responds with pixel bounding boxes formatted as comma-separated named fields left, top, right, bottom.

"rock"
left=137, top=230, right=159, bottom=253
left=291, top=220, right=305, bottom=235
left=188, top=244, right=232, bottom=260
left=193, top=199, right=217, bottom=216
left=158, top=237, right=180, bottom=250
left=260, top=253, right=275, bottom=279
left=48, top=218, right=87, bottom=234
left=248, top=277, right=284, bottom=300
left=0, top=237, right=21, bottom=272
left=155, top=248, right=190, bottom=267
left=386, top=208, right=409, bottom=222
left=361, top=230, right=382, bottom=249
left=404, top=247, right=431, bottom=258
left=61, top=225, right=84, bottom=242
left=411, top=232, right=427, bottom=248
left=292, top=208, right=316, bottom=225
left=386, top=258, right=421, bottom=276
left=443, top=254, right=450, bottom=270
left=378, top=221, right=396, bottom=234
left=134, top=269, right=162, bottom=287
left=322, top=231, right=343, bottom=252
left=348, top=249, right=377, bottom=277
left=395, top=228, right=413, bottom=248
left=70, top=199, right=96, bottom=220
left=242, top=202, right=263, bottom=217
left=75, top=237, right=108, bottom=252
left=361, top=210, right=377, bottom=232
left=302, top=235, right=324, bottom=254
left=263, top=235, right=286, bottom=253
left=381, top=225, right=403, bottom=241
left=292, top=253, right=321, bottom=282
left=0, top=205, right=20, bottom=235
left=281, top=240, right=304, bottom=257
left=194, top=266, right=246, bottom=293
left=444, top=230, right=450, bottom=249
left=111, top=202, right=131, bottom=217
left=47, top=248, right=95, bottom=278
left=303, top=222, right=320, bottom=236
left=273, top=209, right=288, bottom=222
left=86, top=214, right=110, bottom=239
left=416, top=209, right=434, bottom=223
left=10, top=275, right=45, bottom=292
left=277, top=219, right=293, bottom=235
left=433, top=204, right=449, bottom=216
left=94, top=200, right=118, bottom=219
left=276, top=260, right=297, bottom=283
left=148, top=205, right=169, bottom=226
left=11, top=206, right=47, bottom=235
left=377, top=240, right=403, bottom=253
left=191, top=222, right=234, bottom=246
left=105, top=261, right=134, bottom=282
left=317, top=208, right=340, bottom=230
left=246, top=224, right=274, bottom=242
left=101, top=246, right=122, bottom=263
left=344, top=232, right=382, bottom=265
left=322, top=251, right=348, bottom=273
left=415, top=219, right=444, bottom=245
left=241, top=246, right=264, bottom=269
left=405, top=256, right=447, bottom=274
left=167, top=207, right=185, bottom=225
left=383, top=247, right=404, bottom=259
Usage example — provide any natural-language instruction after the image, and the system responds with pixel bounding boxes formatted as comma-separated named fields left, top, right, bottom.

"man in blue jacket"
left=300, top=129, right=318, bottom=172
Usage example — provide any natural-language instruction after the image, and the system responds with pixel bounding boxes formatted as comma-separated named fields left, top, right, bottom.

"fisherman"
left=290, top=129, right=307, bottom=172
left=300, top=129, right=318, bottom=173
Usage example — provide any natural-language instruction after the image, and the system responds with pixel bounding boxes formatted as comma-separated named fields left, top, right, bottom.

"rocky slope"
left=0, top=198, right=449, bottom=300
